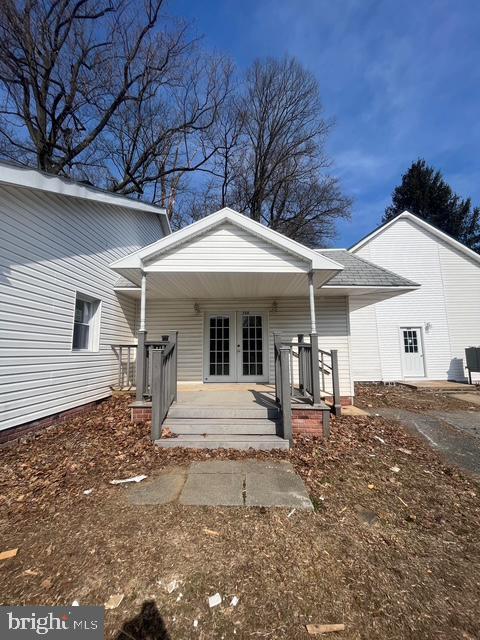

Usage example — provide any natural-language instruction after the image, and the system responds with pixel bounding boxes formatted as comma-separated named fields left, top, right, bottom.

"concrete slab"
left=189, top=460, right=245, bottom=474
left=341, top=405, right=369, bottom=416
left=240, top=459, right=295, bottom=473
left=451, top=393, right=480, bottom=407
left=245, top=468, right=313, bottom=509
left=127, top=473, right=185, bottom=505
left=189, top=459, right=295, bottom=474
left=124, top=460, right=313, bottom=509
left=179, top=472, right=244, bottom=506
left=398, top=380, right=476, bottom=392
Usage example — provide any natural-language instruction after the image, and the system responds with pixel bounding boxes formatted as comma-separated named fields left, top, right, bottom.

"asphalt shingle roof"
left=317, top=249, right=420, bottom=288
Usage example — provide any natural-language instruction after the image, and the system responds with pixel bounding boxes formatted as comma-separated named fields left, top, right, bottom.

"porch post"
left=308, top=272, right=321, bottom=405
left=308, top=271, right=317, bottom=334
left=136, top=272, right=147, bottom=401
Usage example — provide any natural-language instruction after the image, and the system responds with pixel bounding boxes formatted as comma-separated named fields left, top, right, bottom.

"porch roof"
left=110, top=208, right=344, bottom=288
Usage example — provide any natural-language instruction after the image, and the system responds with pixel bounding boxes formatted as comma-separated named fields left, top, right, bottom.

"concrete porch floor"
left=176, top=382, right=277, bottom=407
left=175, top=382, right=328, bottom=407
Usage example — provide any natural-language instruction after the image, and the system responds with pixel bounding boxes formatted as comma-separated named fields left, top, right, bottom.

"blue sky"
left=170, top=0, right=480, bottom=247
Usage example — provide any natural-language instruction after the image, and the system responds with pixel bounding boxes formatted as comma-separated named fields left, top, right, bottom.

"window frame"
left=71, top=292, right=102, bottom=352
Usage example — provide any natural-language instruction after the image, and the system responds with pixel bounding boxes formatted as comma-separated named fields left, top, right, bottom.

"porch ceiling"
left=114, top=272, right=418, bottom=300
left=116, top=271, right=333, bottom=299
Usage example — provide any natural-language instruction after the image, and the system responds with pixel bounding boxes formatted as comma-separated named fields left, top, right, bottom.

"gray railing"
left=274, top=333, right=341, bottom=442
left=295, top=334, right=341, bottom=417
left=274, top=336, right=293, bottom=444
left=111, top=344, right=137, bottom=390
left=151, top=333, right=178, bottom=440
left=111, top=336, right=175, bottom=398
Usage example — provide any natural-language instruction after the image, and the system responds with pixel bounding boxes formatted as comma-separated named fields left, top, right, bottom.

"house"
left=107, top=207, right=416, bottom=447
left=6, top=163, right=466, bottom=449
left=0, top=163, right=170, bottom=441
left=349, top=211, right=480, bottom=384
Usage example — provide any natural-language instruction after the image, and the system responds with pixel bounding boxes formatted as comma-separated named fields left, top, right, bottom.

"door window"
left=209, top=316, right=230, bottom=376
left=403, top=329, right=418, bottom=353
left=241, top=314, right=263, bottom=376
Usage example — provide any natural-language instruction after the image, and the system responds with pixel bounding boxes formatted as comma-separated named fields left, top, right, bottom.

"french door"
left=204, top=311, right=268, bottom=382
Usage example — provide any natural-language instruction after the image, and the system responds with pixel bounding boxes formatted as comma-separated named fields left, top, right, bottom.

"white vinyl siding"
left=439, top=244, right=480, bottom=382
left=351, top=217, right=480, bottom=382
left=0, top=184, right=164, bottom=430
left=145, top=296, right=353, bottom=398
left=348, top=294, right=383, bottom=381
left=146, top=222, right=309, bottom=272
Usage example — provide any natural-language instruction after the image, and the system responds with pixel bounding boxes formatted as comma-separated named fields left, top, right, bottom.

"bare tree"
left=183, top=57, right=351, bottom=245
left=0, top=0, right=232, bottom=214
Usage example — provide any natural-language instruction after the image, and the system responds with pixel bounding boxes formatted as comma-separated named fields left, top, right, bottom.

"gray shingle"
left=317, top=250, right=419, bottom=287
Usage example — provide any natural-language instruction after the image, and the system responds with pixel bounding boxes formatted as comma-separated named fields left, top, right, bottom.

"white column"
left=308, top=271, right=317, bottom=334
left=140, top=271, right=147, bottom=332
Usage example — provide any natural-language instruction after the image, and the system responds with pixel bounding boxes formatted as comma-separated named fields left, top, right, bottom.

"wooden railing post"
left=297, top=334, right=305, bottom=393
left=280, top=345, right=292, bottom=444
left=117, top=346, right=123, bottom=389
left=151, top=348, right=164, bottom=440
left=170, top=331, right=178, bottom=402
left=309, top=333, right=321, bottom=405
left=274, top=333, right=282, bottom=403
left=136, top=330, right=147, bottom=401
left=331, top=349, right=342, bottom=417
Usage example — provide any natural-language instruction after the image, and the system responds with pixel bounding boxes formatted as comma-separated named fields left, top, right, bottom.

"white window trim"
left=71, top=291, right=102, bottom=353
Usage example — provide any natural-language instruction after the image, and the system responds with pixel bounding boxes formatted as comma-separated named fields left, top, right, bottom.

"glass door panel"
left=237, top=311, right=268, bottom=382
left=205, top=313, right=235, bottom=381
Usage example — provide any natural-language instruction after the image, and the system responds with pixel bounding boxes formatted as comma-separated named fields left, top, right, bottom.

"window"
left=72, top=294, right=101, bottom=351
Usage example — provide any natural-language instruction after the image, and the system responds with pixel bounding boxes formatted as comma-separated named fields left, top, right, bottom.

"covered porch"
left=109, top=208, right=347, bottom=449
left=109, top=208, right=417, bottom=449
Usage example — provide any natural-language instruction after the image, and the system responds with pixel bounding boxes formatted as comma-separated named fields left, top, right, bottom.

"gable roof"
left=350, top=210, right=480, bottom=265
left=110, top=207, right=344, bottom=273
left=317, top=249, right=419, bottom=288
left=0, top=160, right=171, bottom=235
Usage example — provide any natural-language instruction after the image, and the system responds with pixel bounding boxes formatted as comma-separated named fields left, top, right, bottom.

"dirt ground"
left=1, top=395, right=480, bottom=640
left=355, top=382, right=480, bottom=413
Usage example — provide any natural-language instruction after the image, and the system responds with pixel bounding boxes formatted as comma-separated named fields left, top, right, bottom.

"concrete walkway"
left=126, top=460, right=313, bottom=509
left=375, top=407, right=480, bottom=476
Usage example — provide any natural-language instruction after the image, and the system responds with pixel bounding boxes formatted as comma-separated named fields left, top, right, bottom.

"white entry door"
left=204, top=310, right=268, bottom=382
left=400, top=327, right=425, bottom=378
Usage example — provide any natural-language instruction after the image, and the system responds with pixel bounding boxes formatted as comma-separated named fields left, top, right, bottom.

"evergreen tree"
left=384, top=159, right=480, bottom=252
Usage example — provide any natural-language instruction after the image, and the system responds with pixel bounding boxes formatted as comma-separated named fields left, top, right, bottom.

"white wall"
left=147, top=221, right=308, bottom=272
left=351, top=217, right=480, bottom=382
left=145, top=296, right=353, bottom=398
left=0, top=184, right=165, bottom=430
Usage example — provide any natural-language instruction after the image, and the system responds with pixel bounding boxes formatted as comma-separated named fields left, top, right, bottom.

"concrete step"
left=167, top=404, right=278, bottom=420
left=155, top=434, right=290, bottom=450
left=163, top=418, right=278, bottom=435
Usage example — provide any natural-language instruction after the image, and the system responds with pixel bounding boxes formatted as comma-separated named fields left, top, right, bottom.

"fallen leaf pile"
left=355, top=383, right=480, bottom=413
left=1, top=393, right=480, bottom=640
